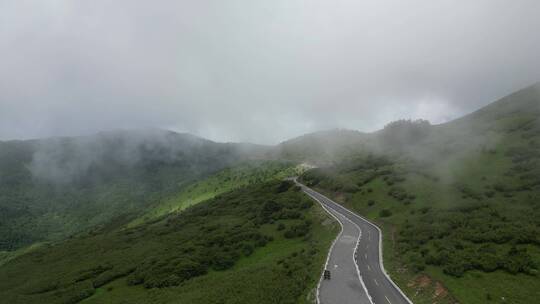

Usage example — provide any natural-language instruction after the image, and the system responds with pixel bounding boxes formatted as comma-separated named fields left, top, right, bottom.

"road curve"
left=296, top=180, right=413, bottom=304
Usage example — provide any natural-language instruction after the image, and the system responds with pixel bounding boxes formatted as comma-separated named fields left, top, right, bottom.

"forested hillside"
left=299, top=84, right=540, bottom=303
left=128, top=160, right=298, bottom=227
left=0, top=129, right=269, bottom=251
left=0, top=180, right=337, bottom=304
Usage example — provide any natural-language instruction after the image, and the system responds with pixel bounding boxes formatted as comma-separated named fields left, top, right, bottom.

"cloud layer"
left=1, top=0, right=540, bottom=144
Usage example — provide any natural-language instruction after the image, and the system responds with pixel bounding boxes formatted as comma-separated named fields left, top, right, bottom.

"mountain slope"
left=127, top=160, right=298, bottom=227
left=1, top=84, right=539, bottom=304
left=0, top=181, right=338, bottom=304
left=0, top=129, right=269, bottom=251
left=299, top=83, right=540, bottom=303
left=277, top=129, right=371, bottom=164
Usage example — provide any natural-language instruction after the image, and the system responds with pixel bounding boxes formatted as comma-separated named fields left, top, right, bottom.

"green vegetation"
left=0, top=242, right=45, bottom=267
left=299, top=85, right=540, bottom=303
left=0, top=130, right=267, bottom=250
left=0, top=180, right=338, bottom=304
left=128, top=161, right=297, bottom=227
left=1, top=84, right=540, bottom=303
left=278, top=129, right=371, bottom=164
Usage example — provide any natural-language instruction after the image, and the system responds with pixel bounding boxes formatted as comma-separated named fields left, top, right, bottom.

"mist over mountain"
left=2, top=1, right=540, bottom=303
left=297, top=83, right=540, bottom=302
left=0, top=129, right=270, bottom=250
left=0, top=81, right=539, bottom=304
left=279, top=83, right=540, bottom=163
left=27, top=129, right=269, bottom=185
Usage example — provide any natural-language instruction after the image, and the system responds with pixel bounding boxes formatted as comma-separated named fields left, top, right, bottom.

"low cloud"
left=1, top=0, right=540, bottom=144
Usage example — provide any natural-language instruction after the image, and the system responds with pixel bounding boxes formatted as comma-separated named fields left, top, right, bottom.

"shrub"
left=343, top=183, right=360, bottom=193
left=443, top=263, right=465, bottom=277
left=420, top=207, right=430, bottom=214
left=503, top=246, right=536, bottom=275
left=283, top=221, right=311, bottom=239
left=276, top=181, right=292, bottom=193
left=388, top=187, right=408, bottom=201
left=379, top=209, right=392, bottom=217
left=92, top=267, right=134, bottom=288
left=242, top=243, right=254, bottom=256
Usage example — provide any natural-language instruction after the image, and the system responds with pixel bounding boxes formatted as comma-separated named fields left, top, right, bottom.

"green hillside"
left=127, top=160, right=298, bottom=227
left=1, top=84, right=539, bottom=304
left=277, top=129, right=371, bottom=165
left=299, top=84, right=540, bottom=303
left=0, top=129, right=268, bottom=251
left=0, top=180, right=338, bottom=304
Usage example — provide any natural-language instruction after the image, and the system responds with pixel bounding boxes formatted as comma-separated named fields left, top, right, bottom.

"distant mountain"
left=279, top=83, right=540, bottom=164
left=0, top=129, right=270, bottom=250
left=450, top=82, right=540, bottom=126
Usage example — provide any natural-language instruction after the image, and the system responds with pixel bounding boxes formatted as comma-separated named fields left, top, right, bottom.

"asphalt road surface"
left=296, top=180, right=413, bottom=304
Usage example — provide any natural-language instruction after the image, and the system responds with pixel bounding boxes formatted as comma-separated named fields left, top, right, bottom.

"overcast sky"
left=1, top=0, right=540, bottom=144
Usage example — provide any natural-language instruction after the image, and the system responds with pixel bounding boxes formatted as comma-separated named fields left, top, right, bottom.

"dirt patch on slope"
left=407, top=274, right=458, bottom=304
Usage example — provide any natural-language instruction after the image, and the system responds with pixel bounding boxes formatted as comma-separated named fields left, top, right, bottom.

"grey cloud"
left=1, top=0, right=540, bottom=144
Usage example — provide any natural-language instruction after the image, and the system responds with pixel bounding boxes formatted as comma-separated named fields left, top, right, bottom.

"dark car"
left=323, top=270, right=331, bottom=280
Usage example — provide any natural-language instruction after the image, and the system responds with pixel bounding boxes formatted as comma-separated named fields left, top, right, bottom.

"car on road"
left=323, top=270, right=331, bottom=280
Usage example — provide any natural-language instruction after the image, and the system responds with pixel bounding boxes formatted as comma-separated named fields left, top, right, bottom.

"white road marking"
left=385, top=295, right=392, bottom=304
left=304, top=190, right=374, bottom=304
left=374, top=279, right=379, bottom=286
left=334, top=264, right=338, bottom=268
left=365, top=253, right=368, bottom=259
left=367, top=265, right=371, bottom=271
left=305, top=192, right=345, bottom=304
left=298, top=180, right=414, bottom=304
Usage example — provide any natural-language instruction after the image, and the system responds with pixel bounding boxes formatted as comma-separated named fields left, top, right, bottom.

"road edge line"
left=300, top=182, right=414, bottom=304
left=328, top=198, right=375, bottom=304
left=303, top=191, right=343, bottom=304
left=336, top=202, right=414, bottom=304
left=303, top=188, right=374, bottom=304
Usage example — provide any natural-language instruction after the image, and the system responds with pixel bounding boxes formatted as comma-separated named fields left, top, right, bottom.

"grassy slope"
left=299, top=85, right=540, bottom=303
left=0, top=181, right=338, bottom=304
left=303, top=156, right=540, bottom=303
left=0, top=242, right=45, bottom=267
left=127, top=160, right=298, bottom=227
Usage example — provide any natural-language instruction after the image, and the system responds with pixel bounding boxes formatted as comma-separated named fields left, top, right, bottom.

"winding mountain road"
left=296, top=180, right=413, bottom=304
